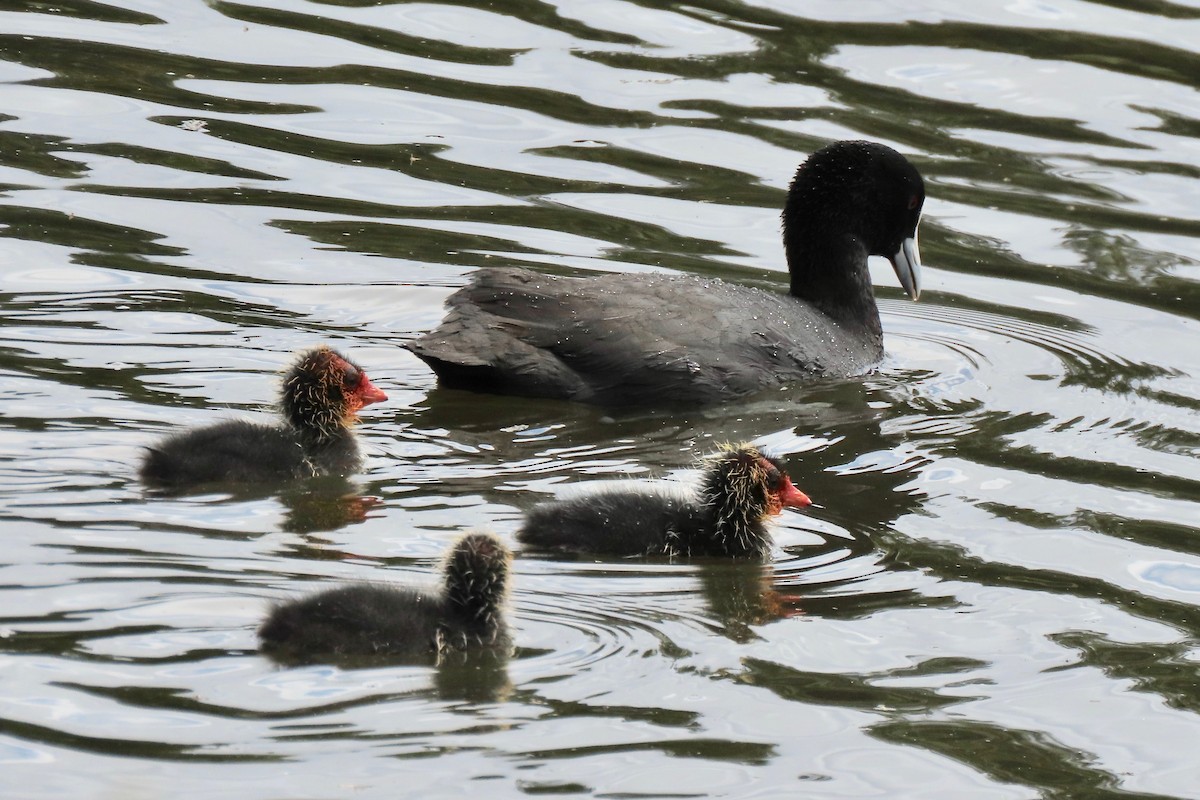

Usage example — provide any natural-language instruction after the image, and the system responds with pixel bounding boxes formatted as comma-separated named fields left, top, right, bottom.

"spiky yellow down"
left=515, top=442, right=809, bottom=560
left=140, top=345, right=386, bottom=490
left=280, top=346, right=362, bottom=441
left=713, top=441, right=770, bottom=506
left=700, top=442, right=807, bottom=556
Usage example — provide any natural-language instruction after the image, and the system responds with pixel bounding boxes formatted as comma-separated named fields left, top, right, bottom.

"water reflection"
left=277, top=481, right=378, bottom=535
left=430, top=655, right=513, bottom=704
left=260, top=646, right=514, bottom=705
left=698, top=561, right=794, bottom=643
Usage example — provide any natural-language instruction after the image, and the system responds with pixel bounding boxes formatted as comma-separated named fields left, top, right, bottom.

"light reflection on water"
left=0, top=1, right=1198, bottom=798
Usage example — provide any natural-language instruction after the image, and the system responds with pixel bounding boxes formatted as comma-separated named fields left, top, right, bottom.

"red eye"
left=908, top=194, right=920, bottom=210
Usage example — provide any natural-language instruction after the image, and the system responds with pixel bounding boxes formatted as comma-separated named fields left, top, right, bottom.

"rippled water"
left=2, top=1, right=1199, bottom=798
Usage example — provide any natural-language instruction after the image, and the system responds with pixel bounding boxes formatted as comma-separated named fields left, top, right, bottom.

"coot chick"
left=258, top=532, right=512, bottom=664
left=407, top=140, right=925, bottom=406
left=139, top=346, right=387, bottom=489
left=517, top=444, right=812, bottom=559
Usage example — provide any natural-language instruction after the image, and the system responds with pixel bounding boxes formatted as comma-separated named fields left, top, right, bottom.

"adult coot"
left=258, top=532, right=512, bottom=664
left=140, top=346, right=387, bottom=489
left=517, top=443, right=811, bottom=559
left=407, top=140, right=924, bottom=406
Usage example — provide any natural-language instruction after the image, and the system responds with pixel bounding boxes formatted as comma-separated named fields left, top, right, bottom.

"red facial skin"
left=776, top=475, right=811, bottom=509
left=333, top=354, right=387, bottom=415
left=354, top=371, right=388, bottom=407
left=761, top=455, right=812, bottom=516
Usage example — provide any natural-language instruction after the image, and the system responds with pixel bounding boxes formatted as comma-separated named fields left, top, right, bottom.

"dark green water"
left=0, top=2, right=1198, bottom=798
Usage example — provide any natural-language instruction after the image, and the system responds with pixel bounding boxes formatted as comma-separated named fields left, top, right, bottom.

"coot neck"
left=698, top=474, right=771, bottom=558
left=295, top=424, right=353, bottom=451
left=293, top=426, right=360, bottom=478
left=281, top=387, right=350, bottom=449
left=445, top=570, right=505, bottom=634
left=786, top=233, right=883, bottom=342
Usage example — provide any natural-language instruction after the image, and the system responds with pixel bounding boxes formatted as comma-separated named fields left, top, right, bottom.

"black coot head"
left=783, top=140, right=925, bottom=300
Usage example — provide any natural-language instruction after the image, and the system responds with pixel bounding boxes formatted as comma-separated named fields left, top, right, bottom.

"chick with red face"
left=140, top=346, right=387, bottom=490
left=517, top=443, right=811, bottom=559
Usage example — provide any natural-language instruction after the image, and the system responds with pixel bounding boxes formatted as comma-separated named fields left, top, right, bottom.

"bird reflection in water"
left=698, top=561, right=806, bottom=643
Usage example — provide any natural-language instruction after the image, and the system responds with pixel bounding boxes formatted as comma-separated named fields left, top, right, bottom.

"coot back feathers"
left=406, top=140, right=925, bottom=406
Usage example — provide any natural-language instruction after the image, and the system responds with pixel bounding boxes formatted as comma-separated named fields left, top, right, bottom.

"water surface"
left=1, top=1, right=1199, bottom=798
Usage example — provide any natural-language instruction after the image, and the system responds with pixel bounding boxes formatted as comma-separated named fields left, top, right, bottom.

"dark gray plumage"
left=407, top=140, right=925, bottom=407
left=517, top=444, right=811, bottom=559
left=139, top=346, right=386, bottom=489
left=259, top=532, right=512, bottom=664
